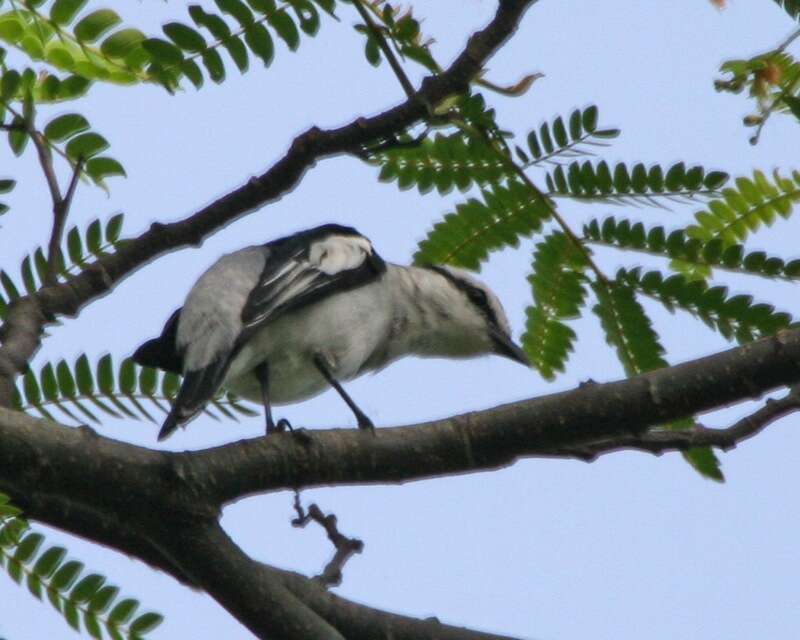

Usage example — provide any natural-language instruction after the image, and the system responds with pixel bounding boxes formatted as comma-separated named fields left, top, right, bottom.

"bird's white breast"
left=224, top=278, right=394, bottom=404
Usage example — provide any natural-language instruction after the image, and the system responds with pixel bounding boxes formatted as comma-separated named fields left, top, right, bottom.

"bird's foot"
left=266, top=417, right=292, bottom=435
left=356, top=413, right=375, bottom=434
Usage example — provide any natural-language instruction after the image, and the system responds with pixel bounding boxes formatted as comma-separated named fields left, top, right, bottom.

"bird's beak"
left=490, top=328, right=530, bottom=367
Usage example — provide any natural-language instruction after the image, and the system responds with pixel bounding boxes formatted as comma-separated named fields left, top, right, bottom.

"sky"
left=1, top=1, right=799, bottom=639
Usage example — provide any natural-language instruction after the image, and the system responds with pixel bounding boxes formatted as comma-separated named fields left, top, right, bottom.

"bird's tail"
left=157, top=357, right=230, bottom=441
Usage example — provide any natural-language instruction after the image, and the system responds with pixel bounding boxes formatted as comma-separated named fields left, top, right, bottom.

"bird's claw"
left=357, top=414, right=375, bottom=434
left=266, top=417, right=292, bottom=435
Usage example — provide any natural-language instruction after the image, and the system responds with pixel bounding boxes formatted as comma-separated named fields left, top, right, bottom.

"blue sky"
left=1, top=1, right=799, bottom=638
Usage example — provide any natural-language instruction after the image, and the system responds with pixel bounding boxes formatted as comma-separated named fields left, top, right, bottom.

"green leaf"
left=592, top=280, right=667, bottom=376
left=684, top=446, right=724, bottom=482
left=86, top=156, right=126, bottom=182
left=130, top=611, right=164, bottom=634
left=105, top=213, right=125, bottom=243
left=70, top=573, right=104, bottom=602
left=100, top=28, right=146, bottom=59
left=33, top=546, right=67, bottom=578
left=109, top=597, right=139, bottom=625
left=268, top=9, right=300, bottom=50
left=50, top=0, right=88, bottom=26
left=65, top=132, right=109, bottom=161
left=74, top=9, right=121, bottom=42
left=244, top=23, right=274, bottom=66
left=414, top=179, right=552, bottom=269
left=44, top=113, right=90, bottom=142
left=142, top=38, right=184, bottom=66
left=522, top=232, right=588, bottom=379
left=163, top=22, right=207, bottom=53
left=8, top=115, right=28, bottom=156
left=0, top=15, right=24, bottom=41
left=52, top=560, right=83, bottom=590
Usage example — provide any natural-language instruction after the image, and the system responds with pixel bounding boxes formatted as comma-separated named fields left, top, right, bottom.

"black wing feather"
left=132, top=308, right=183, bottom=374
left=158, top=356, right=229, bottom=440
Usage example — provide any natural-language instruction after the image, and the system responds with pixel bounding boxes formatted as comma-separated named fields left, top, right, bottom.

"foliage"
left=0, top=214, right=125, bottom=319
left=362, top=12, right=800, bottom=482
left=522, top=232, right=588, bottom=380
left=1, top=2, right=800, bottom=633
left=0, top=492, right=162, bottom=639
left=12, top=353, right=257, bottom=425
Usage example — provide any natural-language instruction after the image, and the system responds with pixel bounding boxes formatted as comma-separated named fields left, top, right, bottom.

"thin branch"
left=45, top=157, right=84, bottom=286
left=550, top=386, right=800, bottom=461
left=29, top=130, right=62, bottom=211
left=351, top=0, right=417, bottom=100
left=292, top=493, right=364, bottom=587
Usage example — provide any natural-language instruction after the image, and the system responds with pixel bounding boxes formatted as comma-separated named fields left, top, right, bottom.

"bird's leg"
left=313, top=354, right=374, bottom=431
left=254, top=362, right=291, bottom=435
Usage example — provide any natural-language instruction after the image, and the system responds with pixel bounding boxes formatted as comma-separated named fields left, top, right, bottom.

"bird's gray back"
left=177, top=247, right=266, bottom=372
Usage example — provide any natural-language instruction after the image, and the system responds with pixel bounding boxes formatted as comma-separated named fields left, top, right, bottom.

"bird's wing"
left=240, top=230, right=385, bottom=331
left=158, top=247, right=267, bottom=440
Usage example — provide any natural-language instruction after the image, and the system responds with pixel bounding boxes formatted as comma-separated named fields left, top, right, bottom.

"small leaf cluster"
left=1, top=72, right=124, bottom=186
left=716, top=50, right=800, bottom=142
left=413, top=179, right=551, bottom=270
left=516, top=105, right=620, bottom=166
left=0, top=0, right=337, bottom=93
left=546, top=161, right=728, bottom=204
left=617, top=267, right=792, bottom=344
left=0, top=214, right=125, bottom=319
left=584, top=216, right=800, bottom=281
left=13, top=353, right=257, bottom=425
left=0, top=175, right=13, bottom=215
left=0, top=2, right=145, bottom=85
left=0, top=492, right=163, bottom=639
left=374, top=132, right=510, bottom=195
left=686, top=170, right=800, bottom=245
left=356, top=1, right=436, bottom=71
left=592, top=279, right=667, bottom=376
left=150, top=0, right=335, bottom=89
left=522, top=232, right=588, bottom=380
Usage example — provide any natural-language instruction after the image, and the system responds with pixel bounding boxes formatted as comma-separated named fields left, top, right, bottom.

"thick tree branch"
left=0, top=0, right=538, bottom=402
left=1, top=327, right=799, bottom=637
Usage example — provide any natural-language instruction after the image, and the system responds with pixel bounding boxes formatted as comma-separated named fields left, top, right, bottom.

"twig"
left=775, top=26, right=800, bottom=55
left=291, top=492, right=364, bottom=587
left=46, top=157, right=85, bottom=285
left=29, top=130, right=62, bottom=210
left=351, top=0, right=417, bottom=100
left=544, top=386, right=800, bottom=461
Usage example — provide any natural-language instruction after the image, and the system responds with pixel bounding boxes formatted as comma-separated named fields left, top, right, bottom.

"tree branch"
left=2, top=326, right=799, bottom=637
left=45, top=156, right=84, bottom=286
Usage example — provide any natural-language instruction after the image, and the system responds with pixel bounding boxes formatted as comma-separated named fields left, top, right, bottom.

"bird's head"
left=425, top=265, right=530, bottom=367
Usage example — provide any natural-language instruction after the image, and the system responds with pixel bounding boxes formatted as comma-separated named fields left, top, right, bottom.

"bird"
left=132, top=223, right=530, bottom=441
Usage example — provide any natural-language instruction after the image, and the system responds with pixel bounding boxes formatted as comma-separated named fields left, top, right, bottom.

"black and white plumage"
left=133, top=224, right=529, bottom=440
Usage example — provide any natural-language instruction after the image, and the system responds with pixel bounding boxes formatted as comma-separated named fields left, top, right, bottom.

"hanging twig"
left=292, top=491, right=364, bottom=587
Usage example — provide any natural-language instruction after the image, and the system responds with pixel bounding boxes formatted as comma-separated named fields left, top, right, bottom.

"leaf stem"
left=351, top=0, right=416, bottom=100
